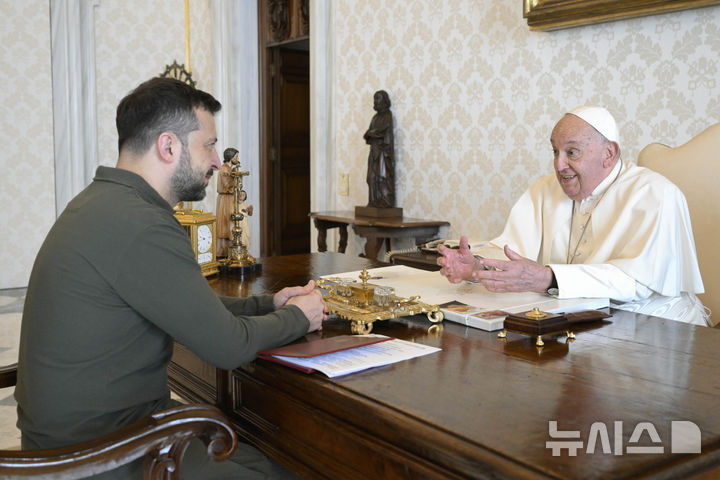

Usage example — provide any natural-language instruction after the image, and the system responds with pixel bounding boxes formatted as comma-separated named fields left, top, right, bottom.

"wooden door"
left=270, top=48, right=310, bottom=255
left=258, top=0, right=310, bottom=256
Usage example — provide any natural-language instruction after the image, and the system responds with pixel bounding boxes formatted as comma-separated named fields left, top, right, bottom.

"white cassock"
left=473, top=160, right=710, bottom=326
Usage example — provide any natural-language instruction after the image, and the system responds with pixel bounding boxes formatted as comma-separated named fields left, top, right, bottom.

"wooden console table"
left=309, top=210, right=449, bottom=260
left=169, top=253, right=720, bottom=480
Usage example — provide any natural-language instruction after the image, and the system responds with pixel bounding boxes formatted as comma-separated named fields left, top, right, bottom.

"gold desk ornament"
left=218, top=151, right=260, bottom=274
left=317, top=269, right=444, bottom=335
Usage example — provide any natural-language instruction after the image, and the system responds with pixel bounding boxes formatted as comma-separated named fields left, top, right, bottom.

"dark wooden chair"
left=0, top=363, right=238, bottom=479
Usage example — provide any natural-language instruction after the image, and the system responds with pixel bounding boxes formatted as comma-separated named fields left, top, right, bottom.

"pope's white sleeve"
left=549, top=263, right=651, bottom=302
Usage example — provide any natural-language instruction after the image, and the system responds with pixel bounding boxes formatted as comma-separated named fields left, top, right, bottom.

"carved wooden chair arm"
left=0, top=403, right=238, bottom=480
left=0, top=363, right=17, bottom=389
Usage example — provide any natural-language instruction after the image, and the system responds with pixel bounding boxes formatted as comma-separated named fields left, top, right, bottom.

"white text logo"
left=546, top=421, right=701, bottom=456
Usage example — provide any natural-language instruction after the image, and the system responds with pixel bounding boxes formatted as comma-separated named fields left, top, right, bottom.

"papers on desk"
left=258, top=334, right=440, bottom=378
left=322, top=265, right=609, bottom=331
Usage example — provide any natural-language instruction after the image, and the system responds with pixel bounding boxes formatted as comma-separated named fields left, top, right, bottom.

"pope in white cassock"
left=438, top=106, right=711, bottom=326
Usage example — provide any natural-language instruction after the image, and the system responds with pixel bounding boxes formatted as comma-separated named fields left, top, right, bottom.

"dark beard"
left=170, top=146, right=207, bottom=202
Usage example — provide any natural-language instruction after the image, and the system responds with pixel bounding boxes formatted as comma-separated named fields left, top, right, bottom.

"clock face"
left=197, top=224, right=212, bottom=254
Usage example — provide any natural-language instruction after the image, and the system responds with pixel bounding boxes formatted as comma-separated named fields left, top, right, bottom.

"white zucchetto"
left=568, top=105, right=620, bottom=144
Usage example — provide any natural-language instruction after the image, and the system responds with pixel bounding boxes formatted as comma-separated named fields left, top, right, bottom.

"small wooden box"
left=503, top=309, right=568, bottom=336
left=498, top=308, right=570, bottom=347
left=499, top=308, right=612, bottom=346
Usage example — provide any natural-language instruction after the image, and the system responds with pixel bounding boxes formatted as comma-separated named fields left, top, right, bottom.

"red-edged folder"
left=257, top=335, right=393, bottom=373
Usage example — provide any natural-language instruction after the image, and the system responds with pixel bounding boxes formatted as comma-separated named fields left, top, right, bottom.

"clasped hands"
left=437, top=236, right=553, bottom=294
left=273, top=280, right=328, bottom=332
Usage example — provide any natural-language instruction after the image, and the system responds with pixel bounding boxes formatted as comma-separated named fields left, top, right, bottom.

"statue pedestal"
left=355, top=206, right=403, bottom=218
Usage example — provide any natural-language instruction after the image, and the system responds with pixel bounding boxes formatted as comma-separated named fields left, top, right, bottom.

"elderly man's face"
left=550, top=114, right=616, bottom=202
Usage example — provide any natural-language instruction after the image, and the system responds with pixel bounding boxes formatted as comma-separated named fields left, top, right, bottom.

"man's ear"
left=603, top=141, right=620, bottom=168
left=156, top=132, right=179, bottom=164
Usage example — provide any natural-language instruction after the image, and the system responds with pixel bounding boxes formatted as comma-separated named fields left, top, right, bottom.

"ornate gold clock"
left=174, top=209, right=219, bottom=277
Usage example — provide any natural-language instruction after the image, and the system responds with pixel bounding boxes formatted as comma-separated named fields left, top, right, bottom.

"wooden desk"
left=169, top=253, right=720, bottom=480
left=309, top=210, right=449, bottom=260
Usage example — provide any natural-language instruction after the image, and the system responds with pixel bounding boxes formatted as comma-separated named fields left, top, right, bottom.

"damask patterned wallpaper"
left=0, top=0, right=215, bottom=289
left=2, top=0, right=720, bottom=288
left=0, top=1, right=55, bottom=289
left=333, top=0, right=720, bottom=249
left=94, top=0, right=214, bottom=177
left=94, top=0, right=217, bottom=214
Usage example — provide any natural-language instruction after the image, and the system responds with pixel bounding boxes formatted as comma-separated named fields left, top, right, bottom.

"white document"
left=270, top=335, right=441, bottom=378
left=322, top=265, right=609, bottom=331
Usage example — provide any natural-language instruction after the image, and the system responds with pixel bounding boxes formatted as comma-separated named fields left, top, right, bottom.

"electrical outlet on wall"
left=338, top=173, right=349, bottom=196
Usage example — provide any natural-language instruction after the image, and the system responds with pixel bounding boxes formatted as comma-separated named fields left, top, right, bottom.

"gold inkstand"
left=317, top=269, right=443, bottom=334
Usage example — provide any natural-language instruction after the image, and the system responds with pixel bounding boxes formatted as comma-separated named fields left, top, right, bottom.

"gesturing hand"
left=471, top=245, right=553, bottom=293
left=436, top=236, right=476, bottom=283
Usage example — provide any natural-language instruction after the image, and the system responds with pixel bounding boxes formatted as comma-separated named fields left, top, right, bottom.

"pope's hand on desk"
left=471, top=245, right=553, bottom=294
left=437, top=236, right=476, bottom=283
left=283, top=282, right=328, bottom=332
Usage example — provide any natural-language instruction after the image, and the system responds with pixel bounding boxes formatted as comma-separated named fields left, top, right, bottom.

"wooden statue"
left=216, top=148, right=237, bottom=258
left=363, top=90, right=395, bottom=209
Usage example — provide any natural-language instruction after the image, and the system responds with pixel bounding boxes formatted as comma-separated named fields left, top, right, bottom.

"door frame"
left=219, top=0, right=335, bottom=257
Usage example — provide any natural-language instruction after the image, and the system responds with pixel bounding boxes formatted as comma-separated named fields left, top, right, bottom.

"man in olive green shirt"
left=15, top=77, right=326, bottom=479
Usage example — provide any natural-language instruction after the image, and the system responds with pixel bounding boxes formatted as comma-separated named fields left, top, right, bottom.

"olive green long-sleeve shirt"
left=15, top=166, right=309, bottom=450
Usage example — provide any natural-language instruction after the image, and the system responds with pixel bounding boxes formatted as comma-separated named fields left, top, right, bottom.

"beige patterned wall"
left=0, top=1, right=55, bottom=289
left=333, top=0, right=720, bottom=250
left=0, top=0, right=216, bottom=289
left=94, top=0, right=216, bottom=215
left=3, top=0, right=720, bottom=287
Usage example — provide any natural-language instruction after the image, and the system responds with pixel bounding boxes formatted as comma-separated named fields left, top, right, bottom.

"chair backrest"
left=637, top=123, right=720, bottom=324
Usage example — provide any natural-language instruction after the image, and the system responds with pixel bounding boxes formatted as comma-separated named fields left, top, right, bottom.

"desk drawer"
left=230, top=367, right=469, bottom=480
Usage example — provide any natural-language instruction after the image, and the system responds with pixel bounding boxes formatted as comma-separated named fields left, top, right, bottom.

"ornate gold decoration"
left=159, top=0, right=196, bottom=86
left=317, top=269, right=443, bottom=335
left=526, top=307, right=547, bottom=319
left=160, top=60, right=196, bottom=87
left=524, top=0, right=720, bottom=31
left=219, top=157, right=259, bottom=272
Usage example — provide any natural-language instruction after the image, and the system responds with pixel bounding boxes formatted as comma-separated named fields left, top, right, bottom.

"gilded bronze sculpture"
left=218, top=148, right=260, bottom=273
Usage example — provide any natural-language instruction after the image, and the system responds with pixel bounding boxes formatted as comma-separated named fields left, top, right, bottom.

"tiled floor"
left=0, top=288, right=25, bottom=450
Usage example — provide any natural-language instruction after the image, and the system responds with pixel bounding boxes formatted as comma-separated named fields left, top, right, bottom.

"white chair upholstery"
left=638, top=123, right=720, bottom=325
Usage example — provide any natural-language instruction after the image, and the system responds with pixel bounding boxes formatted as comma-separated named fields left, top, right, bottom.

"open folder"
left=258, top=335, right=440, bottom=378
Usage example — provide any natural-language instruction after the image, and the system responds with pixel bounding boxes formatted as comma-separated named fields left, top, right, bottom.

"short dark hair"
left=116, top=77, right=221, bottom=154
